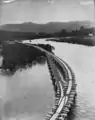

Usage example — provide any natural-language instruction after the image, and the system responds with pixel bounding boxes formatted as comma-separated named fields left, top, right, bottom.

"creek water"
left=27, top=39, right=95, bottom=120
left=0, top=48, right=55, bottom=120
left=0, top=39, right=95, bottom=120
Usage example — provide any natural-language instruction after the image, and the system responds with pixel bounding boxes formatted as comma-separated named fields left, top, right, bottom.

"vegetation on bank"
left=0, top=42, right=54, bottom=75
left=0, top=42, right=47, bottom=75
left=46, top=37, right=95, bottom=46
left=32, top=43, right=55, bottom=54
left=0, top=26, right=94, bottom=46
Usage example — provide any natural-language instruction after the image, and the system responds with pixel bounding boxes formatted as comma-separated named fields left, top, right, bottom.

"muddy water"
left=0, top=57, right=54, bottom=120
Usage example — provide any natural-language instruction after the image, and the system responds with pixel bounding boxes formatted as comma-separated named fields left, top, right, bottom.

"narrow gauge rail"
left=14, top=41, right=77, bottom=120
left=46, top=54, right=76, bottom=120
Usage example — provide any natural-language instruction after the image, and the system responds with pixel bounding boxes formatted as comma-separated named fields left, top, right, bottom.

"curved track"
left=45, top=53, right=76, bottom=120
left=14, top=41, right=77, bottom=120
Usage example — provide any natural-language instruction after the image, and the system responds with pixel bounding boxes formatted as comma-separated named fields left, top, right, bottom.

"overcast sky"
left=0, top=0, right=94, bottom=24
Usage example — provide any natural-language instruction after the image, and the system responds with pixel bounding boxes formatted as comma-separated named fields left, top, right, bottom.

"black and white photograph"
left=0, top=0, right=95, bottom=120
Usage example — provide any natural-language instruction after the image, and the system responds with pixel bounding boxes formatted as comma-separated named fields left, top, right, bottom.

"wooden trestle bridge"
left=15, top=41, right=77, bottom=120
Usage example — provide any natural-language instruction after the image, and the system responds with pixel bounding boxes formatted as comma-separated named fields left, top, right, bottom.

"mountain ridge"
left=0, top=21, right=94, bottom=33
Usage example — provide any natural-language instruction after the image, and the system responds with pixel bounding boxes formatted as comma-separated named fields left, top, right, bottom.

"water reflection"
left=2, top=64, right=54, bottom=120
left=0, top=42, right=46, bottom=75
left=26, top=39, right=95, bottom=120
left=0, top=42, right=55, bottom=120
left=67, top=95, right=77, bottom=120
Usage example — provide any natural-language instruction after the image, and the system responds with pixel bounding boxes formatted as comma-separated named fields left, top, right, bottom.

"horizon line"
left=0, top=20, right=94, bottom=26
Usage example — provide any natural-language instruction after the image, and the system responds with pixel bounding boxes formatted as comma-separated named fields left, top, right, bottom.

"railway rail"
left=14, top=41, right=77, bottom=120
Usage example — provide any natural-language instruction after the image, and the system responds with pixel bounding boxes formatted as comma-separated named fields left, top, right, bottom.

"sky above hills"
left=0, top=0, right=94, bottom=25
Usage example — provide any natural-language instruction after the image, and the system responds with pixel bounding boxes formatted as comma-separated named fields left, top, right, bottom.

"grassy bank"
left=46, top=37, right=95, bottom=46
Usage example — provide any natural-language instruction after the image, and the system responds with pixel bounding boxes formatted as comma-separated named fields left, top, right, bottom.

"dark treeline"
left=0, top=30, right=52, bottom=44
left=0, top=30, right=40, bottom=44
left=32, top=43, right=55, bottom=54
left=0, top=42, right=46, bottom=75
left=0, top=26, right=94, bottom=44
left=46, top=27, right=95, bottom=46
left=46, top=37, right=95, bottom=46
left=52, top=27, right=94, bottom=37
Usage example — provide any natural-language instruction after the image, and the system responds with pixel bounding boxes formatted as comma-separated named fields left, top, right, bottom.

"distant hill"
left=0, top=21, right=94, bottom=33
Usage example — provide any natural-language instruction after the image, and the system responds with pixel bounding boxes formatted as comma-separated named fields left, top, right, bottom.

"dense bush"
left=0, top=42, right=46, bottom=74
left=33, top=44, right=55, bottom=53
left=46, top=37, right=95, bottom=46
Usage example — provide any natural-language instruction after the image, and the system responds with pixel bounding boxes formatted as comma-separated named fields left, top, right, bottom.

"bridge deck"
left=14, top=41, right=77, bottom=120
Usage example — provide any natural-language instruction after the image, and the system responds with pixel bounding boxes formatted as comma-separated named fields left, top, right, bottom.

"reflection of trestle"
left=13, top=42, right=77, bottom=120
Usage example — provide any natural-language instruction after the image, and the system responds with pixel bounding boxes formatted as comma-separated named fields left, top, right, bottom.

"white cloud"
left=80, top=1, right=94, bottom=5
left=3, top=0, right=15, bottom=4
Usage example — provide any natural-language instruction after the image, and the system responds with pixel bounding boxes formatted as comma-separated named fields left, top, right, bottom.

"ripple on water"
left=0, top=62, right=55, bottom=120
left=42, top=41, right=95, bottom=120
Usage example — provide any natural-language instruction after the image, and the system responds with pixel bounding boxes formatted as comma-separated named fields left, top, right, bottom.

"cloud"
left=3, top=0, right=16, bottom=4
left=80, top=0, right=94, bottom=5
